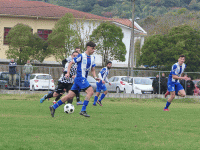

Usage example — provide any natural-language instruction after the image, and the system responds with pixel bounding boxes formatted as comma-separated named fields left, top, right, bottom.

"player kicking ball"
left=163, top=55, right=191, bottom=111
left=93, top=61, right=112, bottom=106
left=49, top=41, right=100, bottom=117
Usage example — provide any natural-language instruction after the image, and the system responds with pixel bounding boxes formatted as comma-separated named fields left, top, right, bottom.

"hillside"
left=32, top=0, right=200, bottom=19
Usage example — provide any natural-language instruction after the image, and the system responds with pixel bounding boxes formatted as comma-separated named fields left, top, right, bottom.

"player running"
left=93, top=61, right=112, bottom=106
left=62, top=47, right=83, bottom=105
left=49, top=41, right=100, bottom=117
left=163, top=55, right=191, bottom=111
left=40, top=51, right=79, bottom=104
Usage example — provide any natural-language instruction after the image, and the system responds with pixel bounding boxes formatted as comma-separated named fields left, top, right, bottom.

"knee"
left=181, top=93, right=186, bottom=97
left=171, top=93, right=176, bottom=99
left=104, top=91, right=108, bottom=95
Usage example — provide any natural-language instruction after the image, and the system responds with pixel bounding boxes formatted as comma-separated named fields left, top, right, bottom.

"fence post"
left=159, top=71, right=160, bottom=94
left=19, top=65, right=21, bottom=91
left=48, top=67, right=50, bottom=92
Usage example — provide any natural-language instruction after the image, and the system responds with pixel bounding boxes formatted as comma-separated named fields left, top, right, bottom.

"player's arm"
left=91, top=67, right=100, bottom=82
left=65, top=61, right=74, bottom=78
left=172, top=75, right=190, bottom=81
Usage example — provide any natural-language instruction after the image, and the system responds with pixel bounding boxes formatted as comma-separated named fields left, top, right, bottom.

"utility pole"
left=128, top=0, right=135, bottom=77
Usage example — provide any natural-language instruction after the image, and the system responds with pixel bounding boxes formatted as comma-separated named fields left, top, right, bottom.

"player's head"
left=86, top=41, right=96, bottom=55
left=71, top=51, right=79, bottom=58
left=106, top=61, right=112, bottom=69
left=75, top=47, right=81, bottom=54
left=178, top=54, right=185, bottom=65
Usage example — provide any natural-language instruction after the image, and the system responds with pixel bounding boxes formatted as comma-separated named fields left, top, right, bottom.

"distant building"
left=0, top=0, right=147, bottom=67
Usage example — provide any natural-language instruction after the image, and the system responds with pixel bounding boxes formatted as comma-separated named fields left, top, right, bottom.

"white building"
left=0, top=0, right=147, bottom=67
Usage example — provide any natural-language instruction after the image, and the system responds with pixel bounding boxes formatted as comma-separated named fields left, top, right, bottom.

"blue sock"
left=99, top=94, right=105, bottom=102
left=164, top=101, right=171, bottom=109
left=93, top=96, right=98, bottom=105
left=53, top=100, right=64, bottom=110
left=81, top=100, right=89, bottom=111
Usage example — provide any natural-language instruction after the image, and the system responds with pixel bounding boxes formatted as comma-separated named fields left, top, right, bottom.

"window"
left=37, top=29, right=52, bottom=41
left=4, top=27, right=33, bottom=45
left=4, top=27, right=11, bottom=45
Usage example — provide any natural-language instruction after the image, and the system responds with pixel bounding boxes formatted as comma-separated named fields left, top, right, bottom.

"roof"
left=0, top=0, right=110, bottom=20
left=112, top=18, right=138, bottom=30
left=0, top=0, right=145, bottom=33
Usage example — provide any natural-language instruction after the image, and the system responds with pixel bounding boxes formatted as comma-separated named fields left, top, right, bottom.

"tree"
left=47, top=13, right=79, bottom=61
left=139, top=25, right=200, bottom=71
left=6, top=23, right=33, bottom=65
left=90, top=22, right=126, bottom=66
left=73, top=18, right=99, bottom=52
left=28, top=33, right=50, bottom=62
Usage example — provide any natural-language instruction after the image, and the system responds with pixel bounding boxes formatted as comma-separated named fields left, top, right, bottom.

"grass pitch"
left=0, top=94, right=200, bottom=150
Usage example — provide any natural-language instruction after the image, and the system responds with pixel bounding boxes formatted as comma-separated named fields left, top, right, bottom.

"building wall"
left=0, top=16, right=57, bottom=62
left=0, top=16, right=145, bottom=67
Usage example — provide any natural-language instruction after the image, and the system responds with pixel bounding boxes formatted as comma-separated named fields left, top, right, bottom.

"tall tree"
left=47, top=13, right=79, bottom=61
left=90, top=22, right=126, bottom=66
left=6, top=23, right=33, bottom=65
left=139, top=25, right=200, bottom=71
left=28, top=33, right=50, bottom=62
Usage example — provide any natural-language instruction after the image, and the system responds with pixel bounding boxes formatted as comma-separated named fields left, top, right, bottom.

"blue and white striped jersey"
left=168, top=62, right=186, bottom=83
left=98, top=67, right=110, bottom=83
left=73, top=52, right=96, bottom=79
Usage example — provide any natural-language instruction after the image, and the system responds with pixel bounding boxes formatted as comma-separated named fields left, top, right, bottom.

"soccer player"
left=163, top=55, right=191, bottom=111
left=93, top=61, right=112, bottom=106
left=49, top=41, right=100, bottom=117
left=62, top=47, right=83, bottom=105
left=40, top=51, right=79, bottom=104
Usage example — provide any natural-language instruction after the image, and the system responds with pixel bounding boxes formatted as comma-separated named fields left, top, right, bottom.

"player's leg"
left=66, top=84, right=74, bottom=104
left=97, top=85, right=108, bottom=106
left=93, top=83, right=101, bottom=106
left=49, top=90, right=76, bottom=117
left=176, top=83, right=185, bottom=97
left=76, top=92, right=83, bottom=105
left=93, top=92, right=100, bottom=106
left=164, top=83, right=175, bottom=111
left=80, top=86, right=94, bottom=117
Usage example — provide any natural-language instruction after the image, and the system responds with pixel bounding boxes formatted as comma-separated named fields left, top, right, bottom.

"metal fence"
left=0, top=64, right=200, bottom=95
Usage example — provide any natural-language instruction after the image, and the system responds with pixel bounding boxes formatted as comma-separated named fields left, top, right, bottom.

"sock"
left=164, top=101, right=171, bottom=109
left=175, top=91, right=178, bottom=96
left=46, top=91, right=54, bottom=99
left=76, top=92, right=80, bottom=102
left=99, top=94, right=105, bottom=102
left=53, top=100, right=64, bottom=110
left=55, top=94, right=62, bottom=101
left=68, top=99, right=73, bottom=104
left=93, top=96, right=98, bottom=105
left=81, top=100, right=89, bottom=112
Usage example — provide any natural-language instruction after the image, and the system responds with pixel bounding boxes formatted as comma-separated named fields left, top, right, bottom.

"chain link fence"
left=0, top=64, right=200, bottom=96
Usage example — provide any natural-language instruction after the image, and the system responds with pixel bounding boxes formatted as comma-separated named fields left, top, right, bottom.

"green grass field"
left=1, top=94, right=200, bottom=150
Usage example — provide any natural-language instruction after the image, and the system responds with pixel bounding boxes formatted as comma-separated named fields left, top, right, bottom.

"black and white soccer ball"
left=64, top=104, right=75, bottom=114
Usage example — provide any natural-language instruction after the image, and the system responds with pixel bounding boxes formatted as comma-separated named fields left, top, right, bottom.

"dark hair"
left=72, top=51, right=79, bottom=55
left=179, top=54, right=185, bottom=58
left=75, top=47, right=80, bottom=50
left=107, top=61, right=112, bottom=65
left=86, top=41, right=96, bottom=47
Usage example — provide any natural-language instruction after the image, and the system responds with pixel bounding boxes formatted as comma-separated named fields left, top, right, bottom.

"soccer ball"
left=64, top=104, right=75, bottom=114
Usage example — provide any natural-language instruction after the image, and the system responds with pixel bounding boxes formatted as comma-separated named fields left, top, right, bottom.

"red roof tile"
left=0, top=0, right=141, bottom=31
left=0, top=0, right=110, bottom=20
left=112, top=18, right=138, bottom=30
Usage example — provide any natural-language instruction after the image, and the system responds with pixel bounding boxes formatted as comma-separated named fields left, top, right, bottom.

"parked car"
left=0, top=71, right=28, bottom=90
left=105, top=76, right=132, bottom=93
left=87, top=76, right=97, bottom=91
left=29, top=73, right=55, bottom=91
left=127, top=77, right=153, bottom=94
